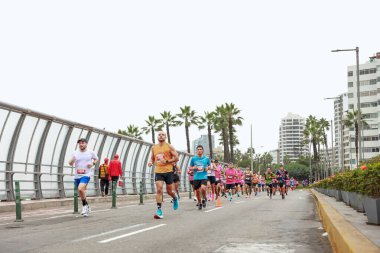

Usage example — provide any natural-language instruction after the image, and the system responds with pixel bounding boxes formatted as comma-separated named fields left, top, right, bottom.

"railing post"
left=189, top=180, right=192, bottom=199
left=139, top=181, right=144, bottom=205
left=15, top=181, right=23, bottom=222
left=112, top=181, right=117, bottom=209
left=73, top=182, right=79, bottom=214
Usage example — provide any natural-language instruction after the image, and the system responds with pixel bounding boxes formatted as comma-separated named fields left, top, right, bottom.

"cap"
left=214, top=160, right=218, bottom=163
left=104, top=158, right=109, bottom=162
left=77, top=138, right=87, bottom=143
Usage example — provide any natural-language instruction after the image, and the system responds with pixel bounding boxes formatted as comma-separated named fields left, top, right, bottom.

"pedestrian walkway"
left=311, top=189, right=380, bottom=253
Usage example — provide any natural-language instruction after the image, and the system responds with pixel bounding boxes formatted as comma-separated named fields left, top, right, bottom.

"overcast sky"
left=1, top=1, right=379, bottom=154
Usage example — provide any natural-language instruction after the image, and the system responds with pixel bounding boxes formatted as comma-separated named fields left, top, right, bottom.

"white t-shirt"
left=207, top=163, right=216, bottom=177
left=72, top=150, right=98, bottom=179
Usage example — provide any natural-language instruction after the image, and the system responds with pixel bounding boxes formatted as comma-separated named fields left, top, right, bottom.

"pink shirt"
left=214, top=165, right=222, bottom=180
left=237, top=170, right=244, bottom=183
left=187, top=168, right=194, bottom=181
left=225, top=168, right=237, bottom=184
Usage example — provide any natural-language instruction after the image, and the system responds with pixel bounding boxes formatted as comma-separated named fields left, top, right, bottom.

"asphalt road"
left=0, top=189, right=332, bottom=253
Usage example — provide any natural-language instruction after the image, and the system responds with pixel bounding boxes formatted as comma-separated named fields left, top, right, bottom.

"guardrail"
left=0, top=101, right=192, bottom=201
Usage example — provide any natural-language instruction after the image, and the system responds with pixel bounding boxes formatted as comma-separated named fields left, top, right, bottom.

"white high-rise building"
left=333, top=93, right=348, bottom=169
left=192, top=135, right=215, bottom=157
left=278, top=113, right=309, bottom=163
left=346, top=52, right=380, bottom=167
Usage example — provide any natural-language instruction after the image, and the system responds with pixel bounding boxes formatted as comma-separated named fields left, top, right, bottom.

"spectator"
left=99, top=158, right=109, bottom=197
left=108, top=154, right=122, bottom=192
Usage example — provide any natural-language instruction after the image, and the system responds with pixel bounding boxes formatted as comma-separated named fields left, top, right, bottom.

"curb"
left=0, top=192, right=189, bottom=213
left=310, top=189, right=380, bottom=253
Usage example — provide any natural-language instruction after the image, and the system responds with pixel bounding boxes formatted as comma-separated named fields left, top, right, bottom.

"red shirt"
left=108, top=159, right=122, bottom=177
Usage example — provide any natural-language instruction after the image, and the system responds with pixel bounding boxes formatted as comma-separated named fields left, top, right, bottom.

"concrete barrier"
left=311, top=189, right=380, bottom=253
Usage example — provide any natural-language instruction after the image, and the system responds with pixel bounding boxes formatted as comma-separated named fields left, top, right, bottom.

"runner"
left=290, top=177, right=295, bottom=191
left=214, top=160, right=223, bottom=199
left=172, top=163, right=181, bottom=201
left=264, top=168, right=276, bottom=199
left=285, top=177, right=291, bottom=195
left=190, top=145, right=210, bottom=210
left=98, top=157, right=109, bottom=197
left=276, top=166, right=289, bottom=199
left=148, top=131, right=179, bottom=219
left=187, top=166, right=197, bottom=202
left=68, top=138, right=98, bottom=217
left=252, top=171, right=259, bottom=196
left=207, top=160, right=216, bottom=202
left=243, top=166, right=253, bottom=198
left=235, top=167, right=244, bottom=197
left=225, top=163, right=237, bottom=201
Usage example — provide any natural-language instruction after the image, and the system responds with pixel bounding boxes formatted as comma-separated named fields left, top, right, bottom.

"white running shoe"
left=80, top=205, right=88, bottom=215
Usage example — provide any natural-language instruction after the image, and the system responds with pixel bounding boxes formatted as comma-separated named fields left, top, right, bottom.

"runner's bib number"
left=197, top=166, right=204, bottom=172
left=227, top=175, right=233, bottom=179
left=76, top=169, right=86, bottom=175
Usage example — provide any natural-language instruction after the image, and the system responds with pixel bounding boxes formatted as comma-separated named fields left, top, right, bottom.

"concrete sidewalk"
left=311, top=189, right=380, bottom=253
left=0, top=192, right=190, bottom=213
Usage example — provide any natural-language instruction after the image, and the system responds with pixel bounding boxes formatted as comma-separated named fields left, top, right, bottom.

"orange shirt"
left=152, top=143, right=173, bottom=173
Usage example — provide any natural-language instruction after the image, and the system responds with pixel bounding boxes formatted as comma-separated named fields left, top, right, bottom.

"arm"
left=68, top=153, right=75, bottom=167
left=118, top=161, right=122, bottom=177
left=148, top=151, right=155, bottom=167
left=168, top=144, right=179, bottom=163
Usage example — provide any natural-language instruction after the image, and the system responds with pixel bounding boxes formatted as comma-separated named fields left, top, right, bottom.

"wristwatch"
left=165, top=160, right=169, bottom=163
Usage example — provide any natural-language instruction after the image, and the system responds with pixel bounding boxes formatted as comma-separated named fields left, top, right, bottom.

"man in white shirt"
left=68, top=138, right=98, bottom=217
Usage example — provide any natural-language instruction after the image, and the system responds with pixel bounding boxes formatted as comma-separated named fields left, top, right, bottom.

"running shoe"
left=81, top=205, right=88, bottom=215
left=202, top=199, right=206, bottom=208
left=198, top=203, right=202, bottom=210
left=154, top=209, right=164, bottom=219
left=173, top=197, right=179, bottom=210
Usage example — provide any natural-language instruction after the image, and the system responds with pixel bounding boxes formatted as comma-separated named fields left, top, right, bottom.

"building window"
left=348, top=82, right=353, bottom=87
left=370, top=79, right=377, bottom=85
left=348, top=71, right=353, bottom=76
left=348, top=93, right=354, bottom=98
left=348, top=104, right=354, bottom=109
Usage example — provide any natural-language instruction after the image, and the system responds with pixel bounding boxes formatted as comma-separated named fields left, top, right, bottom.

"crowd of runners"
left=69, top=131, right=300, bottom=219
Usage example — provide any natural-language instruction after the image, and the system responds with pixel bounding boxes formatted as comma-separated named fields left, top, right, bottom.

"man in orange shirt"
left=108, top=154, right=122, bottom=193
left=148, top=131, right=179, bottom=219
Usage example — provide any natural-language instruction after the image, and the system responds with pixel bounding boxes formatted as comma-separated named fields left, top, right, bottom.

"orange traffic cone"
left=215, top=196, right=222, bottom=207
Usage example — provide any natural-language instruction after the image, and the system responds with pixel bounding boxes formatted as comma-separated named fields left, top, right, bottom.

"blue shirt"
left=190, top=155, right=210, bottom=180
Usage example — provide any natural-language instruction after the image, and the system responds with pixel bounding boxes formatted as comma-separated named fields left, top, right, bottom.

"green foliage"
left=312, top=163, right=380, bottom=197
left=284, top=163, right=309, bottom=181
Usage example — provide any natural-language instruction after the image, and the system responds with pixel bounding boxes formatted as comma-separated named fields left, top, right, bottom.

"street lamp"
left=331, top=47, right=362, bottom=164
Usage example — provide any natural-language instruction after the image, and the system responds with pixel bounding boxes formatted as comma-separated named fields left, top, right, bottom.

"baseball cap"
left=77, top=138, right=87, bottom=143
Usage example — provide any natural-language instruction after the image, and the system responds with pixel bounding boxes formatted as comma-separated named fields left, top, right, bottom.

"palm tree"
left=142, top=116, right=162, bottom=144
left=158, top=111, right=181, bottom=144
left=118, top=124, right=143, bottom=140
left=177, top=106, right=200, bottom=153
left=198, top=111, right=216, bottom=159
left=343, top=110, right=369, bottom=166
left=224, top=103, right=243, bottom=163
left=303, top=115, right=320, bottom=163
left=319, top=118, right=330, bottom=176
left=214, top=105, right=230, bottom=162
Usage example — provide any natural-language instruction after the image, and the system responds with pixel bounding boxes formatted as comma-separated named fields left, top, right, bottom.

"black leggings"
left=100, top=179, right=109, bottom=195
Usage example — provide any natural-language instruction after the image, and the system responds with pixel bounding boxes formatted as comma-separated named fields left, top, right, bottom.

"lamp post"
left=331, top=47, right=362, bottom=164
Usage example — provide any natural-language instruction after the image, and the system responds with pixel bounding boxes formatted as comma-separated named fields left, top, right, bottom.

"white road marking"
left=73, top=224, right=145, bottom=242
left=99, top=224, right=167, bottom=243
left=234, top=201, right=246, bottom=204
left=118, top=205, right=138, bottom=209
left=205, top=207, right=223, bottom=213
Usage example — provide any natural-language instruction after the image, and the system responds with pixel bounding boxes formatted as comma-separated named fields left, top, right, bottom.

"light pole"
left=331, top=47, right=362, bottom=164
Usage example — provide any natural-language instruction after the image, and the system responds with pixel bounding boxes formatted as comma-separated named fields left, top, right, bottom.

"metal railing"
left=0, top=101, right=192, bottom=201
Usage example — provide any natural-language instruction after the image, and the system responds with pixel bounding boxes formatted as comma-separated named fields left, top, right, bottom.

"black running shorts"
left=155, top=172, right=174, bottom=184
left=193, top=179, right=208, bottom=190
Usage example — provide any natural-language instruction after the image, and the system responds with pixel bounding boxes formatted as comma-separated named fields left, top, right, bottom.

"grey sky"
left=1, top=1, right=379, bottom=154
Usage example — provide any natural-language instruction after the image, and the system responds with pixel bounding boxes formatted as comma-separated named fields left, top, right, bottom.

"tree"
left=118, top=124, right=143, bottom=140
left=158, top=111, right=180, bottom=144
left=284, top=163, right=309, bottom=181
left=304, top=115, right=321, bottom=164
left=319, top=118, right=330, bottom=176
left=343, top=110, right=369, bottom=166
left=198, top=111, right=216, bottom=159
left=224, top=103, right=243, bottom=163
left=214, top=105, right=230, bottom=162
left=142, top=116, right=161, bottom=144
left=177, top=106, right=200, bottom=153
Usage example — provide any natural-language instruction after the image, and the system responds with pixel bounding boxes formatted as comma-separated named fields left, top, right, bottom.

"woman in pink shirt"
left=225, top=163, right=237, bottom=201
left=187, top=167, right=197, bottom=201
left=214, top=160, right=223, bottom=199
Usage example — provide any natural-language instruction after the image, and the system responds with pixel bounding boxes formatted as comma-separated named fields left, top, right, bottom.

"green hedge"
left=312, top=163, right=380, bottom=198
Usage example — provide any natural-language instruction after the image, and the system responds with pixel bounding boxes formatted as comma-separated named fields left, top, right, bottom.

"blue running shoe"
left=173, top=197, right=179, bottom=210
left=154, top=209, right=163, bottom=219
